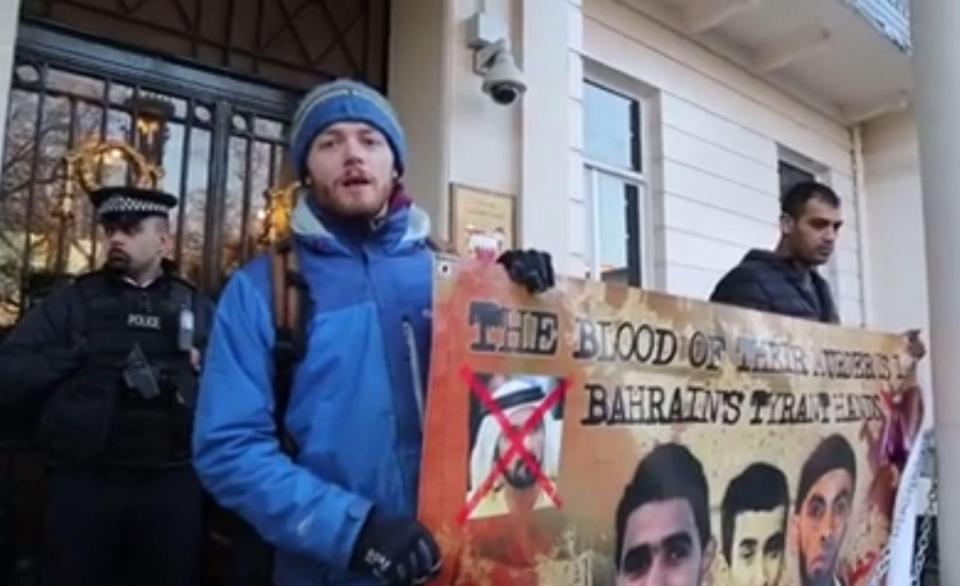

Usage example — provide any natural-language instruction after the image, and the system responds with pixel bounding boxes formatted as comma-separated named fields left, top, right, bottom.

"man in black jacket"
left=711, top=181, right=925, bottom=359
left=0, top=186, right=212, bottom=585
left=711, top=181, right=842, bottom=323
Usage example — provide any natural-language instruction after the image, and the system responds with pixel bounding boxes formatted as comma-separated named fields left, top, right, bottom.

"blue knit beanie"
left=289, top=79, right=407, bottom=179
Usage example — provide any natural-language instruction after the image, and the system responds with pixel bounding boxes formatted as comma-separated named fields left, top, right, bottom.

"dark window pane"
left=29, top=95, right=72, bottom=274
left=273, top=146, right=286, bottom=185
left=67, top=180, right=97, bottom=274
left=181, top=128, right=210, bottom=286
left=778, top=160, right=815, bottom=197
left=108, top=83, right=134, bottom=107
left=74, top=102, right=104, bottom=145
left=248, top=140, right=273, bottom=254
left=2, top=90, right=39, bottom=212
left=106, top=109, right=132, bottom=142
left=0, top=89, right=38, bottom=325
left=254, top=117, right=284, bottom=141
left=584, top=82, right=640, bottom=171
left=47, top=68, right=104, bottom=101
left=222, top=136, right=249, bottom=275
left=161, top=121, right=185, bottom=235
left=171, top=96, right=188, bottom=119
left=39, top=95, right=71, bottom=185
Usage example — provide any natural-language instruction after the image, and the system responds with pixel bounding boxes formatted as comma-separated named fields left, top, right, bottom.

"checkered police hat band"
left=98, top=195, right=169, bottom=216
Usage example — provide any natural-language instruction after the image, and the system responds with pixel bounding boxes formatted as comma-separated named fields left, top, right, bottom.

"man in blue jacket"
left=192, top=79, right=554, bottom=585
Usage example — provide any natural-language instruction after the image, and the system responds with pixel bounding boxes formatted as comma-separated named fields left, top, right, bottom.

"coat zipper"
left=361, top=248, right=425, bottom=434
left=402, top=316, right=425, bottom=431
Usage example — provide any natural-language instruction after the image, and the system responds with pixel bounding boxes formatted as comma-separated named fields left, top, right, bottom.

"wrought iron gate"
left=0, top=24, right=303, bottom=327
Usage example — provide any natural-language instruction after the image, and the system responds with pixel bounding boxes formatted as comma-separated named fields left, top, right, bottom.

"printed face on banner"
left=793, top=450, right=855, bottom=586
left=418, top=258, right=925, bottom=586
left=722, top=462, right=790, bottom=586
left=618, top=500, right=708, bottom=586
left=728, top=507, right=786, bottom=586
left=466, top=373, right=565, bottom=520
left=497, top=406, right=544, bottom=490
left=614, top=443, right=716, bottom=586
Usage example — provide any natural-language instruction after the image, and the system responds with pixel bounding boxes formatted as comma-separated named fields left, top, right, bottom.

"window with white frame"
left=582, top=81, right=646, bottom=287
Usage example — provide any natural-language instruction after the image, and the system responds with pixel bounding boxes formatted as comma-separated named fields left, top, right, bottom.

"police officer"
left=0, top=186, right=212, bottom=586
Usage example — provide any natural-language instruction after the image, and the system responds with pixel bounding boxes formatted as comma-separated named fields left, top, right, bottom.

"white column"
left=912, top=2, right=960, bottom=581
left=520, top=0, right=572, bottom=273
left=0, top=0, right=22, bottom=159
left=388, top=0, right=453, bottom=238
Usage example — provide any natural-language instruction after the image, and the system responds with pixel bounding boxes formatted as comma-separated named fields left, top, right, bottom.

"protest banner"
left=419, top=257, right=924, bottom=586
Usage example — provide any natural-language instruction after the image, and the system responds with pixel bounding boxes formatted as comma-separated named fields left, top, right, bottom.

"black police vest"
left=73, top=272, right=198, bottom=466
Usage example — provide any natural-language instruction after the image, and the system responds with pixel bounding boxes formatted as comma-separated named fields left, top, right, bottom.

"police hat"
left=90, top=186, right=178, bottom=220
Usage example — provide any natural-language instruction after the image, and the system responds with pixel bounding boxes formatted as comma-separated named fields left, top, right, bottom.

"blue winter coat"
left=193, top=197, right=434, bottom=585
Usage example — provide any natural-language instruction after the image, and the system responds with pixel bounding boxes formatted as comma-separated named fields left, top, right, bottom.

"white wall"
left=388, top=0, right=451, bottom=235
left=448, top=0, right=521, bottom=198
left=830, top=164, right=868, bottom=326
left=568, top=0, right=587, bottom=278
left=390, top=0, right=521, bottom=241
left=391, top=0, right=573, bottom=261
left=859, top=102, right=934, bottom=586
left=519, top=0, right=573, bottom=270
left=580, top=0, right=866, bottom=323
left=0, top=0, right=22, bottom=161
left=861, top=109, right=930, bottom=335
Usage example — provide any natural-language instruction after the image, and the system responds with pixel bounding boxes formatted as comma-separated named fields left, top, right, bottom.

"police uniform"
left=0, top=187, right=213, bottom=585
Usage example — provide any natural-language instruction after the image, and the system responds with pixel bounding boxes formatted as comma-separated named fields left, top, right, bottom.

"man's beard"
left=503, top=457, right=538, bottom=490
left=106, top=249, right=130, bottom=273
left=316, top=182, right=391, bottom=220
left=798, top=550, right=834, bottom=586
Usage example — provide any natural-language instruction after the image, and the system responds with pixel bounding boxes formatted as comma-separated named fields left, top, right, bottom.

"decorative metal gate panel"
left=0, top=25, right=301, bottom=327
left=22, top=0, right=390, bottom=90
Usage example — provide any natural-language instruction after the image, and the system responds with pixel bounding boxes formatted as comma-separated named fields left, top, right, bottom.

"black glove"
left=349, top=509, right=442, bottom=585
left=497, top=249, right=555, bottom=294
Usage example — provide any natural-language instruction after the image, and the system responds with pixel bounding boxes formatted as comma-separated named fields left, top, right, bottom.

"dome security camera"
left=475, top=39, right=527, bottom=106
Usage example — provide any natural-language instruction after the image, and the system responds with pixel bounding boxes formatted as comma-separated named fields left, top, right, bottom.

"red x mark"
left=458, top=366, right=569, bottom=524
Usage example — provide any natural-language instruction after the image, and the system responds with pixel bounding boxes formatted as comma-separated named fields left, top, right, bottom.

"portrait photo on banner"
left=466, top=373, right=565, bottom=521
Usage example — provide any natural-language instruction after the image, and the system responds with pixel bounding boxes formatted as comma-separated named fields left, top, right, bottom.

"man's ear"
left=158, top=219, right=173, bottom=256
left=780, top=213, right=795, bottom=237
left=701, top=537, right=717, bottom=579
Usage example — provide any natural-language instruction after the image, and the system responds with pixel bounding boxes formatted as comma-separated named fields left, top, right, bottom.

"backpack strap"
left=270, top=239, right=308, bottom=456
